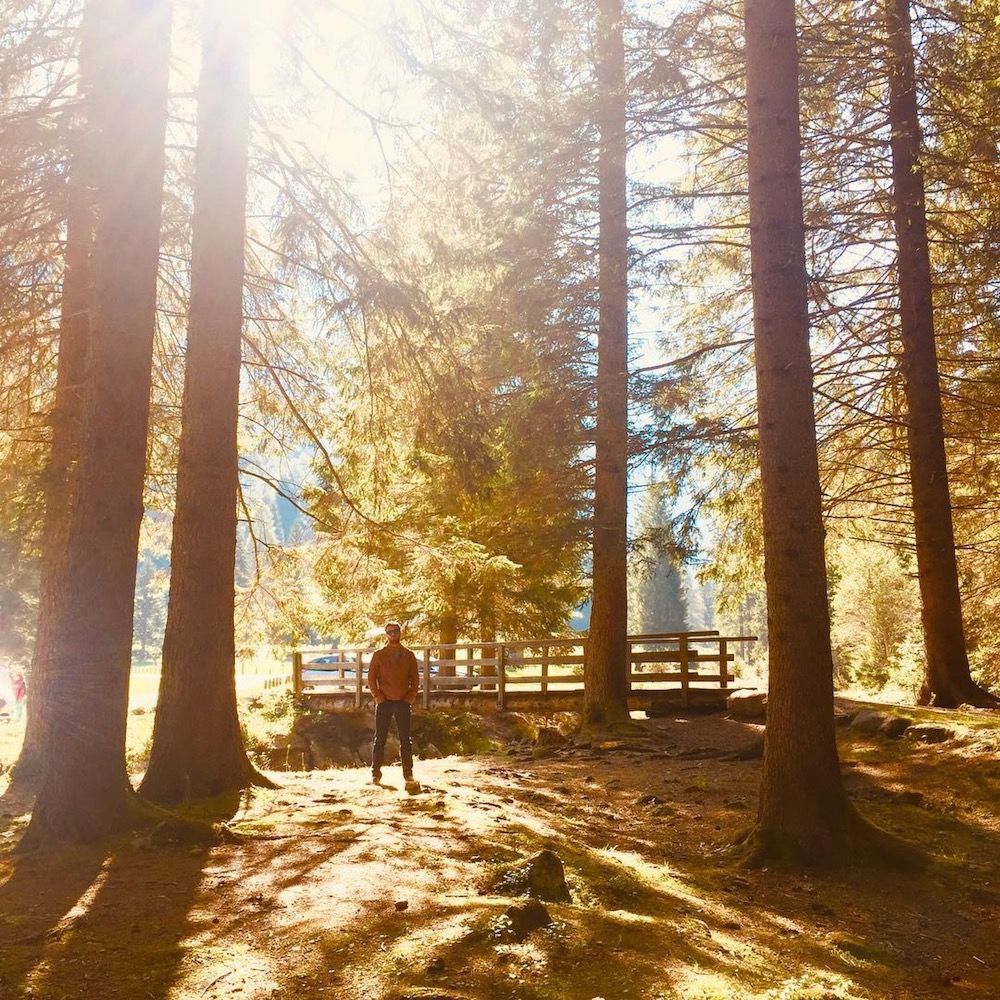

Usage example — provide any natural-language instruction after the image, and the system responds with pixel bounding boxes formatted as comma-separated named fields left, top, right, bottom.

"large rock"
left=535, top=725, right=568, bottom=748
left=850, top=710, right=888, bottom=735
left=495, top=849, right=571, bottom=902
left=879, top=716, right=912, bottom=739
left=262, top=745, right=308, bottom=771
left=727, top=690, right=767, bottom=721
left=905, top=723, right=954, bottom=744
left=502, top=898, right=552, bottom=941
left=308, top=739, right=357, bottom=768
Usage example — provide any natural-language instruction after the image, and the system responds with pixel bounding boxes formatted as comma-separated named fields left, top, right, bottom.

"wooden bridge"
left=292, top=630, right=757, bottom=714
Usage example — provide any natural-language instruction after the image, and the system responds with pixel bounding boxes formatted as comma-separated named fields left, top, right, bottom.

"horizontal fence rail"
left=292, top=631, right=758, bottom=710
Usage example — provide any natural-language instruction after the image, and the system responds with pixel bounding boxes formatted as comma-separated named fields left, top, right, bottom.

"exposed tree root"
left=248, top=762, right=279, bottom=791
left=5, top=751, right=43, bottom=798
left=140, top=757, right=279, bottom=807
left=917, top=681, right=1000, bottom=709
left=577, top=717, right=649, bottom=741
left=15, top=787, right=239, bottom=852
left=730, top=805, right=926, bottom=871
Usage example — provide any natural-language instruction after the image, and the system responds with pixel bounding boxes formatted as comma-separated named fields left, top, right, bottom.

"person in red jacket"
left=10, top=669, right=26, bottom=725
left=367, top=621, right=420, bottom=787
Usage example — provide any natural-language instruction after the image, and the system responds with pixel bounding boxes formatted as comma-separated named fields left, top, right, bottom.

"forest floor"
left=0, top=702, right=999, bottom=1000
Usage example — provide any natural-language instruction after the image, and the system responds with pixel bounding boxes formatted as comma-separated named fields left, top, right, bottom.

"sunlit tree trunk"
left=22, top=0, right=172, bottom=845
left=12, top=6, right=97, bottom=789
left=140, top=2, right=270, bottom=803
left=740, top=0, right=914, bottom=866
left=884, top=0, right=996, bottom=708
left=584, top=0, right=630, bottom=726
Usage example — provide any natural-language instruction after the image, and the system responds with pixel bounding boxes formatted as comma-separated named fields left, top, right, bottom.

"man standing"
left=367, top=621, right=420, bottom=787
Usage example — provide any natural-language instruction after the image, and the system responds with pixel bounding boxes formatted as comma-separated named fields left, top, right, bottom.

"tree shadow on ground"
left=3, top=725, right=1000, bottom=1000
left=0, top=842, right=110, bottom=997
left=0, top=789, right=249, bottom=999
left=277, top=742, right=1000, bottom=999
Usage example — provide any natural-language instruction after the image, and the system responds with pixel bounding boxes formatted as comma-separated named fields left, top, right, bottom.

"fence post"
left=719, top=639, right=728, bottom=690
left=679, top=635, right=690, bottom=708
left=292, top=651, right=303, bottom=701
left=355, top=650, right=363, bottom=709
left=497, top=644, right=506, bottom=711
left=541, top=643, right=549, bottom=695
left=423, top=647, right=431, bottom=710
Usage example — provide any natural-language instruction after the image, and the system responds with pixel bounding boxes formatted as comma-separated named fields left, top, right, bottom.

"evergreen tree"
left=628, top=489, right=688, bottom=633
left=142, top=0, right=271, bottom=803
left=25, top=0, right=173, bottom=845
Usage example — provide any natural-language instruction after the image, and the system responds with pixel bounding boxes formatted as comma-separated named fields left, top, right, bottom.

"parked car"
left=307, top=653, right=359, bottom=668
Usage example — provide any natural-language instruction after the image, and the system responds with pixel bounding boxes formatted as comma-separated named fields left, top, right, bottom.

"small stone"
left=395, top=900, right=408, bottom=911
left=426, top=956, right=446, bottom=973
left=831, top=933, right=880, bottom=961
left=850, top=710, right=888, bottom=735
left=905, top=724, right=954, bottom=743
left=503, top=898, right=553, bottom=941
left=879, top=716, right=912, bottom=739
left=496, top=849, right=572, bottom=902
left=635, top=793, right=664, bottom=806
left=896, top=790, right=924, bottom=806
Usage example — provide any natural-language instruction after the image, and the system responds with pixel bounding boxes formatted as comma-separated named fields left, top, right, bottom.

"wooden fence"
left=292, top=630, right=757, bottom=710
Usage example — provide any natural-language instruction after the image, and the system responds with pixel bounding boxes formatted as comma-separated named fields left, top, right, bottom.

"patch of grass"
left=413, top=711, right=503, bottom=756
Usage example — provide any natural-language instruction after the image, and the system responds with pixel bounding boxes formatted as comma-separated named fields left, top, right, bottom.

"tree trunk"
left=438, top=610, right=458, bottom=678
left=584, top=0, right=630, bottom=726
left=740, top=0, right=916, bottom=866
left=21, top=0, right=172, bottom=845
left=140, top=2, right=268, bottom=804
left=12, top=6, right=97, bottom=789
left=884, top=0, right=996, bottom=708
left=479, top=609, right=496, bottom=690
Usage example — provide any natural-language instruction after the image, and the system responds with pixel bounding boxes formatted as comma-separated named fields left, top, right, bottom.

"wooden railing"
left=292, top=630, right=757, bottom=710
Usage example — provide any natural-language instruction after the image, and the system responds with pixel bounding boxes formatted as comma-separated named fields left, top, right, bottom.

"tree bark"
left=21, top=0, right=172, bottom=845
left=12, top=6, right=97, bottom=789
left=141, top=2, right=269, bottom=804
left=584, top=0, right=630, bottom=726
left=883, top=0, right=996, bottom=708
left=479, top=610, right=496, bottom=690
left=438, top=610, right=458, bottom=677
left=740, top=0, right=916, bottom=866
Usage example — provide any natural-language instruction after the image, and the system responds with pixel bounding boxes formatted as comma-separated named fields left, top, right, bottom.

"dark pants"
left=372, top=700, right=413, bottom=777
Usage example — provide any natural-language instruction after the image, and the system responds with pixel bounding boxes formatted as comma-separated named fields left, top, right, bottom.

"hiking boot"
left=372, top=770, right=382, bottom=785
left=404, top=776, right=420, bottom=793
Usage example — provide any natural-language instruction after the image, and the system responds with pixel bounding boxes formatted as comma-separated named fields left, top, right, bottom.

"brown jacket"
left=368, top=644, right=420, bottom=703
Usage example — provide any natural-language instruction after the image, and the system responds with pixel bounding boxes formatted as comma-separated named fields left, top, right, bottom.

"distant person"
left=10, top=668, right=26, bottom=725
left=367, top=621, right=420, bottom=788
left=0, top=660, right=12, bottom=723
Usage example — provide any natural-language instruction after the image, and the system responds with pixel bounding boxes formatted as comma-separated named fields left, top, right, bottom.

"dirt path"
left=1, top=714, right=999, bottom=999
